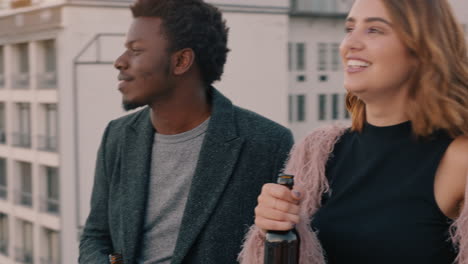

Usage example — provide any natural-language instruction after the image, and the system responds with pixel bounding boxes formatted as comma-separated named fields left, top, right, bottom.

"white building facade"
left=0, top=0, right=465, bottom=263
left=0, top=0, right=291, bottom=263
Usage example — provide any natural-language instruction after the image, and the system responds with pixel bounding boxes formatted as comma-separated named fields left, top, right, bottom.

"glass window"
left=18, top=43, right=29, bottom=74
left=44, top=40, right=56, bottom=73
left=297, top=95, right=306, bottom=122
left=0, top=158, right=6, bottom=199
left=296, top=43, right=306, bottom=71
left=318, top=43, right=327, bottom=71
left=318, top=94, right=327, bottom=120
left=344, top=94, right=350, bottom=119
left=0, top=103, right=5, bottom=144
left=288, top=95, right=293, bottom=123
left=0, top=213, right=8, bottom=256
left=331, top=43, right=340, bottom=71
left=332, top=94, right=340, bottom=120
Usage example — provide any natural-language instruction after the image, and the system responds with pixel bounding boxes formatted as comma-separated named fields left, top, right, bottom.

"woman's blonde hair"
left=346, top=0, right=468, bottom=137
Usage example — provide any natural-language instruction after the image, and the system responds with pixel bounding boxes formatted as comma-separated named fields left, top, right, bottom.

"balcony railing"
left=0, top=129, right=5, bottom=144
left=0, top=74, right=4, bottom=88
left=40, top=196, right=59, bottom=215
left=12, top=73, right=30, bottom=89
left=12, top=132, right=31, bottom=148
left=14, top=190, right=33, bottom=208
left=0, top=185, right=7, bottom=200
left=37, top=135, right=57, bottom=152
left=0, top=239, right=8, bottom=256
left=15, top=247, right=33, bottom=264
left=37, top=72, right=57, bottom=89
left=40, top=257, right=60, bottom=264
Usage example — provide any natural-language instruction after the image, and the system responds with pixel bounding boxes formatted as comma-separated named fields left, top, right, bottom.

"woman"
left=239, top=0, right=468, bottom=263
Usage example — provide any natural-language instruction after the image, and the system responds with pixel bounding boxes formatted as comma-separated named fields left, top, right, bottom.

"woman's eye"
left=345, top=27, right=354, bottom=33
left=367, top=27, right=382, bottom=34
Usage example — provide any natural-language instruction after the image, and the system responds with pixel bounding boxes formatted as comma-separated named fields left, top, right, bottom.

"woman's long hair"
left=346, top=0, right=468, bottom=138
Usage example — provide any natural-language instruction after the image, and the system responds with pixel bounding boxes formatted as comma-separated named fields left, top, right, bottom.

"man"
left=79, top=0, right=293, bottom=263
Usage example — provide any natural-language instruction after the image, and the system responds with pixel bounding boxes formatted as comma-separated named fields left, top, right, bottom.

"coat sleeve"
left=79, top=123, right=114, bottom=264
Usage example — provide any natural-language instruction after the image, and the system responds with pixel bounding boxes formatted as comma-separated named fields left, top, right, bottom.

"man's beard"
left=122, top=100, right=145, bottom=111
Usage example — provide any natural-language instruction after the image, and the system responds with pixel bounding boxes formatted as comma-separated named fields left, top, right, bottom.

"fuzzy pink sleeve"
left=238, top=125, right=347, bottom=264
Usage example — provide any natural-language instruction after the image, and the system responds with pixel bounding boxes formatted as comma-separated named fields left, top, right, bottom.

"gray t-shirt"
left=138, top=118, right=210, bottom=264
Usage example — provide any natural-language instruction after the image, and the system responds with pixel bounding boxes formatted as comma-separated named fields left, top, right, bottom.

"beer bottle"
left=264, top=173, right=300, bottom=264
left=109, top=253, right=123, bottom=264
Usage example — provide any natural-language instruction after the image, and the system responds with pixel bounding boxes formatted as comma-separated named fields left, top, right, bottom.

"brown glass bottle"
left=264, top=174, right=300, bottom=264
left=109, top=253, right=123, bottom=264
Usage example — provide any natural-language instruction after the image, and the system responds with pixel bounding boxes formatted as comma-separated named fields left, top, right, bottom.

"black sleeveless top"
left=311, top=121, right=456, bottom=264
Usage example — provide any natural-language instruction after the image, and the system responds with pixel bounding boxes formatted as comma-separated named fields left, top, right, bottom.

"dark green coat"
left=79, top=88, right=294, bottom=264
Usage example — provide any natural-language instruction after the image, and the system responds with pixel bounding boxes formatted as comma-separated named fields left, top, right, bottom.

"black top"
left=311, top=121, right=456, bottom=264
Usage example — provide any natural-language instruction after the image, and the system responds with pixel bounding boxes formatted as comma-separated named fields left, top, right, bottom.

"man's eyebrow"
left=124, top=39, right=142, bottom=47
left=346, top=16, right=393, bottom=26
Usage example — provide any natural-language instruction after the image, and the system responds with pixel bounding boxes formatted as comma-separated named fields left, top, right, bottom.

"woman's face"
left=340, top=0, right=416, bottom=103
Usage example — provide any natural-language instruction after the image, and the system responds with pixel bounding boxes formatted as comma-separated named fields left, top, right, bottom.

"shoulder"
left=233, top=105, right=292, bottom=140
left=99, top=107, right=150, bottom=147
left=440, top=136, right=468, bottom=203
left=285, top=124, right=349, bottom=169
left=107, top=107, right=149, bottom=130
left=444, top=136, right=468, bottom=179
left=446, top=136, right=468, bottom=164
left=297, top=124, right=349, bottom=150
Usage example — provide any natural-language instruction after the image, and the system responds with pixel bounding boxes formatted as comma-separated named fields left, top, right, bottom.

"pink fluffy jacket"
left=238, top=124, right=468, bottom=264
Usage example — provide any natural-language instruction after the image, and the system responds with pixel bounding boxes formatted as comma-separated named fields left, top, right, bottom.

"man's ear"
left=172, top=48, right=195, bottom=76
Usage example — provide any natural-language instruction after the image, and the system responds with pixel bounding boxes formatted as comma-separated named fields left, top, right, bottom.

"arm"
left=447, top=137, right=468, bottom=263
left=238, top=125, right=346, bottom=264
left=79, top=123, right=114, bottom=263
left=237, top=130, right=296, bottom=264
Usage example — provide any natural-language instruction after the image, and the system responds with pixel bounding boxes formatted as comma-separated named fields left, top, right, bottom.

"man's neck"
left=149, top=86, right=211, bottom=135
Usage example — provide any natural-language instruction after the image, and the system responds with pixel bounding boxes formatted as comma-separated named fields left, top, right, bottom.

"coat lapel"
left=171, top=89, right=245, bottom=264
left=120, top=108, right=155, bottom=264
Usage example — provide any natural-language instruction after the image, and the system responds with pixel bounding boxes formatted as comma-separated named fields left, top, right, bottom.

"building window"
left=38, top=39, right=57, bottom=89
left=13, top=103, right=31, bottom=148
left=0, top=213, right=8, bottom=256
left=319, top=75, right=328, bottom=82
left=38, top=104, right=57, bottom=152
left=297, top=94, right=306, bottom=122
left=15, top=220, right=33, bottom=264
left=41, top=228, right=60, bottom=264
left=331, top=43, right=341, bottom=71
left=296, top=43, right=306, bottom=71
left=332, top=94, right=340, bottom=120
left=344, top=94, right=350, bottom=119
left=0, top=158, right=6, bottom=200
left=12, top=43, right=29, bottom=89
left=16, top=161, right=32, bottom=208
left=0, top=46, right=4, bottom=88
left=288, top=95, right=293, bottom=123
left=41, top=166, right=59, bottom=215
left=291, top=0, right=298, bottom=11
left=297, top=75, right=306, bottom=82
left=318, top=43, right=327, bottom=71
left=318, top=94, right=327, bottom=120
left=288, top=42, right=292, bottom=72
left=0, top=103, right=5, bottom=144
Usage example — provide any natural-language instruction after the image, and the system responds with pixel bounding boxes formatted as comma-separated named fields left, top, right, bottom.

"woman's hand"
left=254, top=183, right=302, bottom=232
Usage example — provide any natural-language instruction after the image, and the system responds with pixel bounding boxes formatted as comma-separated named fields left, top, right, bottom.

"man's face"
left=114, top=17, right=172, bottom=111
